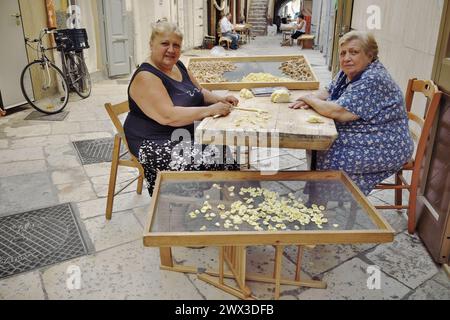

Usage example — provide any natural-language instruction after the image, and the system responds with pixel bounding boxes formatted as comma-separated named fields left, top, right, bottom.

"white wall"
left=131, top=0, right=156, bottom=65
left=351, top=0, right=444, bottom=95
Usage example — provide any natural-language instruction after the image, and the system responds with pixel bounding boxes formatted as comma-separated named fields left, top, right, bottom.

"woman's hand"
left=208, top=102, right=233, bottom=117
left=218, top=95, right=239, bottom=106
left=289, top=94, right=316, bottom=109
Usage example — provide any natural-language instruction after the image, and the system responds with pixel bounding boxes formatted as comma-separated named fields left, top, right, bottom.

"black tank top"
left=124, top=60, right=205, bottom=156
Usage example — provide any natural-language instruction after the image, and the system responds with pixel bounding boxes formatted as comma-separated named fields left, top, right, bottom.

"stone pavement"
left=0, top=35, right=448, bottom=300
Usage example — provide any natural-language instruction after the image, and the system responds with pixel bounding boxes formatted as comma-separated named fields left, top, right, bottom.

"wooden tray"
left=144, top=171, right=394, bottom=247
left=187, top=55, right=320, bottom=90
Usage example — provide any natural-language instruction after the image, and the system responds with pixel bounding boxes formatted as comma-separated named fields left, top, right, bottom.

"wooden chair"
left=217, top=31, right=232, bottom=50
left=375, top=78, right=442, bottom=234
left=104, top=101, right=145, bottom=220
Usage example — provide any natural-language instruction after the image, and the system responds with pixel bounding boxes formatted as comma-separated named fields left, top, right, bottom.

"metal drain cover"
left=24, top=111, right=69, bottom=121
left=72, top=138, right=124, bottom=165
left=0, top=204, right=90, bottom=279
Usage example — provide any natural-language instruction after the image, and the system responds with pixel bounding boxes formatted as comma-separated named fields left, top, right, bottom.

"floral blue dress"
left=317, top=60, right=414, bottom=195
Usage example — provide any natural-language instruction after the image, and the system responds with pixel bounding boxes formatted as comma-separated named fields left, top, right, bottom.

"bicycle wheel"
left=20, top=60, right=69, bottom=114
left=66, top=53, right=92, bottom=98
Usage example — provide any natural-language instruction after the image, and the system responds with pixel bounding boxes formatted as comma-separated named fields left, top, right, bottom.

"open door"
left=102, top=0, right=130, bottom=77
left=417, top=2, right=450, bottom=265
left=331, top=0, right=354, bottom=76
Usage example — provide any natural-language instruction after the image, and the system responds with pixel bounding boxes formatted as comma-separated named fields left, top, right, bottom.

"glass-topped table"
left=144, top=171, right=394, bottom=299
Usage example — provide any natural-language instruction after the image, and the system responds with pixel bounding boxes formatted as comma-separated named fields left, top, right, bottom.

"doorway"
left=0, top=0, right=31, bottom=109
left=417, top=1, right=450, bottom=264
left=331, top=0, right=354, bottom=76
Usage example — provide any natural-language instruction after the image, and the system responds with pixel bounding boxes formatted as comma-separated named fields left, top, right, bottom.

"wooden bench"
left=297, top=34, right=315, bottom=49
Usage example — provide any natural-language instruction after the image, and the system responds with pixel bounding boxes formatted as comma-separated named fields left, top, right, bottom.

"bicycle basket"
left=55, top=28, right=90, bottom=52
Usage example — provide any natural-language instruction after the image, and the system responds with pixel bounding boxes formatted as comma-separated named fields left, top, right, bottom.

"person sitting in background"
left=289, top=31, right=414, bottom=195
left=220, top=12, right=240, bottom=50
left=124, top=22, right=239, bottom=196
left=291, top=14, right=306, bottom=40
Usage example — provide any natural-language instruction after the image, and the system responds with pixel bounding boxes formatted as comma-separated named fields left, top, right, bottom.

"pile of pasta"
left=189, top=185, right=332, bottom=232
left=279, top=57, right=314, bottom=81
left=188, top=60, right=236, bottom=83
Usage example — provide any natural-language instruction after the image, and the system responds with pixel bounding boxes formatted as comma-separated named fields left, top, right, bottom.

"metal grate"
left=0, top=203, right=89, bottom=280
left=24, top=111, right=69, bottom=121
left=72, top=138, right=124, bottom=165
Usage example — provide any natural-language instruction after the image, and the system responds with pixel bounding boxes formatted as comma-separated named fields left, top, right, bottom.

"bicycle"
left=20, top=28, right=91, bottom=114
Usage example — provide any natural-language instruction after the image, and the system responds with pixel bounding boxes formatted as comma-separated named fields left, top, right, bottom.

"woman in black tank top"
left=124, top=21, right=240, bottom=196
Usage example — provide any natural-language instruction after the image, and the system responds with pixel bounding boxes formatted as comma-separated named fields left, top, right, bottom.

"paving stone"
left=0, top=160, right=47, bottom=178
left=252, top=154, right=301, bottom=171
left=90, top=172, right=140, bottom=198
left=407, top=269, right=450, bottom=300
left=365, top=232, right=439, bottom=289
left=171, top=245, right=309, bottom=300
left=41, top=240, right=203, bottom=299
left=82, top=210, right=143, bottom=252
left=10, top=135, right=69, bottom=149
left=379, top=209, right=408, bottom=234
left=250, top=147, right=282, bottom=162
left=83, top=162, right=138, bottom=178
left=284, top=244, right=371, bottom=276
left=79, top=120, right=113, bottom=133
left=0, top=271, right=45, bottom=300
left=4, top=124, right=51, bottom=138
left=51, top=167, right=88, bottom=185
left=284, top=149, right=307, bottom=159
left=78, top=192, right=150, bottom=220
left=0, top=147, right=45, bottom=164
left=0, top=139, right=8, bottom=148
left=51, top=122, right=81, bottom=135
left=246, top=246, right=310, bottom=299
left=56, top=180, right=97, bottom=203
left=297, top=258, right=410, bottom=300
left=70, top=132, right=113, bottom=142
left=259, top=181, right=292, bottom=196
left=45, top=143, right=80, bottom=169
left=0, top=172, right=58, bottom=217
left=132, top=203, right=155, bottom=229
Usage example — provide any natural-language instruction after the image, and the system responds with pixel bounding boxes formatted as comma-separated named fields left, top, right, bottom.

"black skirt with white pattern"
left=138, top=139, right=240, bottom=196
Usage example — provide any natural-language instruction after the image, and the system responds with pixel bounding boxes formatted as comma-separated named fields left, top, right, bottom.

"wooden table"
left=144, top=171, right=395, bottom=299
left=234, top=23, right=251, bottom=44
left=195, top=90, right=337, bottom=168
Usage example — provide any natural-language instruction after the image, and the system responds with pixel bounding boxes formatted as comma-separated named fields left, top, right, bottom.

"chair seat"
left=219, top=36, right=232, bottom=49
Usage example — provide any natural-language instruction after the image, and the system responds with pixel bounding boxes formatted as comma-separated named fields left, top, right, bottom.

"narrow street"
left=1, top=33, right=447, bottom=300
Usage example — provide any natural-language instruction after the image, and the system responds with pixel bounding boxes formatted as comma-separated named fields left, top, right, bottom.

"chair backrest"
left=104, top=101, right=134, bottom=157
left=404, top=79, right=442, bottom=166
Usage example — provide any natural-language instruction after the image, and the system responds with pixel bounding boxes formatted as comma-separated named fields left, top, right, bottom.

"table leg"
left=273, top=245, right=284, bottom=300
left=295, top=245, right=304, bottom=281
left=307, top=150, right=317, bottom=170
left=159, top=247, right=173, bottom=267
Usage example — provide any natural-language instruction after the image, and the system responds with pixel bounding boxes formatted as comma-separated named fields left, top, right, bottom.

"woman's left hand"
left=219, top=95, right=239, bottom=106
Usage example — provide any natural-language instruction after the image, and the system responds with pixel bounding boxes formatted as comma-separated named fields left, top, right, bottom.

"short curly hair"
left=339, top=31, right=379, bottom=61
left=150, top=21, right=183, bottom=43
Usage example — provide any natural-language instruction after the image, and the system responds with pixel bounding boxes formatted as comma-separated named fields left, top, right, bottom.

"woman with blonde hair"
left=124, top=21, right=239, bottom=195
left=290, top=31, right=413, bottom=195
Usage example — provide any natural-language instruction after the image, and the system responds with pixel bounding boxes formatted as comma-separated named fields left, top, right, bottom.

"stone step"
left=248, top=17, right=267, bottom=22
left=249, top=11, right=267, bottom=16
